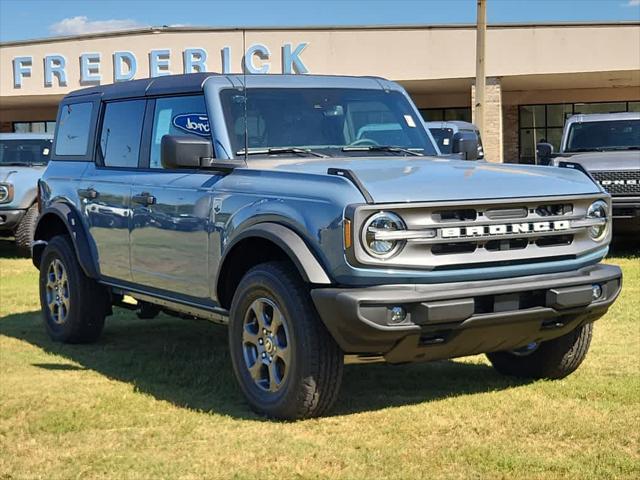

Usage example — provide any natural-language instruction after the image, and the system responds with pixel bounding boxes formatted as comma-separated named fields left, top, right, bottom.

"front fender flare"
left=221, top=222, right=332, bottom=285
left=32, top=203, right=100, bottom=279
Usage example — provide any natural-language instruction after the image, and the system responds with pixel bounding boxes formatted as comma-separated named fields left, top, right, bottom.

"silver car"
left=0, top=132, right=53, bottom=254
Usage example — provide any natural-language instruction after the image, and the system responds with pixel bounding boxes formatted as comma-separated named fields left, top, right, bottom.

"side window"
left=99, top=100, right=146, bottom=168
left=55, top=102, right=93, bottom=156
left=150, top=95, right=210, bottom=168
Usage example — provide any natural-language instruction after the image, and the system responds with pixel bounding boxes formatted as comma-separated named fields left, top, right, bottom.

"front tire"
left=39, top=235, right=109, bottom=343
left=229, top=262, right=343, bottom=420
left=486, top=323, right=593, bottom=379
left=15, top=204, right=38, bottom=256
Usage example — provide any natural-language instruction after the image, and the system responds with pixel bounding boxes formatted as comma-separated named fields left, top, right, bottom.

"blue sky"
left=1, top=0, right=639, bottom=42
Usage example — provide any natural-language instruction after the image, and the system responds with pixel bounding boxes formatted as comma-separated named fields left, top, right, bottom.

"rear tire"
left=39, top=235, right=109, bottom=343
left=486, top=323, right=593, bottom=379
left=228, top=261, right=343, bottom=420
left=15, top=204, right=38, bottom=257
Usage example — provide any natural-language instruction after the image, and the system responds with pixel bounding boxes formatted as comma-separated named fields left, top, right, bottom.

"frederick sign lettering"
left=12, top=43, right=309, bottom=88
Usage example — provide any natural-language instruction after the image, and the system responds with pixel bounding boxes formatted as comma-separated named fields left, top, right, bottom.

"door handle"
left=78, top=188, right=99, bottom=199
left=132, top=192, right=156, bottom=205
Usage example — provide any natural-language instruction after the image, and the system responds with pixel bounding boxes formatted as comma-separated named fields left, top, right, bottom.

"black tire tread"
left=15, top=203, right=38, bottom=257
left=487, top=323, right=593, bottom=379
left=229, top=261, right=343, bottom=419
left=39, top=235, right=108, bottom=343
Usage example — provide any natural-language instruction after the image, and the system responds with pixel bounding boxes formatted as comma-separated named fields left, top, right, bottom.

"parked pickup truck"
left=539, top=112, right=640, bottom=234
left=0, top=133, right=53, bottom=254
left=425, top=120, right=484, bottom=160
left=33, top=74, right=622, bottom=419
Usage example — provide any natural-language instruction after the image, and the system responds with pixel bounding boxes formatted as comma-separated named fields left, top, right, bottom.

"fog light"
left=389, top=306, right=407, bottom=324
left=592, top=284, right=603, bottom=301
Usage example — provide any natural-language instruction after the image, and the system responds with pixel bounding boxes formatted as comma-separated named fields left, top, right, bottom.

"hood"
left=245, top=157, right=600, bottom=203
left=557, top=151, right=640, bottom=171
left=0, top=165, right=46, bottom=183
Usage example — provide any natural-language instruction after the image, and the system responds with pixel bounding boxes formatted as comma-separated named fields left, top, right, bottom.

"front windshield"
left=0, top=139, right=52, bottom=165
left=565, top=119, right=640, bottom=152
left=429, top=127, right=454, bottom=154
left=220, top=88, right=437, bottom=157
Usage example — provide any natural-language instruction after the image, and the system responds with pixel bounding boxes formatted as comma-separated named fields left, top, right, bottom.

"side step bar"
left=107, top=283, right=228, bottom=325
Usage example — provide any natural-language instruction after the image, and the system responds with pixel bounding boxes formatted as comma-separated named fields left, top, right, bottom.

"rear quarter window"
left=54, top=102, right=93, bottom=156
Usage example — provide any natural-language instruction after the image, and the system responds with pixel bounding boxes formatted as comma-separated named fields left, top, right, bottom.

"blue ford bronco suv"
left=33, top=73, right=622, bottom=419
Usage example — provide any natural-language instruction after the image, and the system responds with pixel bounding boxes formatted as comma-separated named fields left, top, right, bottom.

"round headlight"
left=362, top=212, right=406, bottom=258
left=586, top=200, right=608, bottom=240
left=0, top=184, right=10, bottom=203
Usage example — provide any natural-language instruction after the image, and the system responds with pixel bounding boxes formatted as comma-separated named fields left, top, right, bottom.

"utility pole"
left=475, top=0, right=486, bottom=137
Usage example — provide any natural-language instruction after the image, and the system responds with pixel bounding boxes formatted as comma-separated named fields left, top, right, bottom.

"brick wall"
left=472, top=77, right=503, bottom=163
left=502, top=104, right=519, bottom=163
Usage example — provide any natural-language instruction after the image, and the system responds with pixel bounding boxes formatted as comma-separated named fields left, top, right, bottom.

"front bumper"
left=0, top=209, right=25, bottom=231
left=311, top=264, right=622, bottom=364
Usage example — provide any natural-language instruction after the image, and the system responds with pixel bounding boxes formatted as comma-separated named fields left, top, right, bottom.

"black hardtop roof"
left=65, top=73, right=215, bottom=100
left=62, top=73, right=395, bottom=102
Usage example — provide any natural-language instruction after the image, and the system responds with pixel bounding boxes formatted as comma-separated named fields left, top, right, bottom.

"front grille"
left=590, top=170, right=640, bottom=196
left=352, top=194, right=608, bottom=270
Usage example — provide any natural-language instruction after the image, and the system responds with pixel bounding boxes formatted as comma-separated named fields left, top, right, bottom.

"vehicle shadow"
left=0, top=237, right=23, bottom=258
left=609, top=235, right=639, bottom=257
left=0, top=309, right=532, bottom=420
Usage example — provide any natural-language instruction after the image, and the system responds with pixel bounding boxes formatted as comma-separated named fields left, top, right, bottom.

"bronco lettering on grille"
left=598, top=179, right=638, bottom=185
left=441, top=220, right=571, bottom=238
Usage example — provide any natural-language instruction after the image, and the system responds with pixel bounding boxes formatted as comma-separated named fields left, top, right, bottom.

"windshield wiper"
left=341, top=145, right=423, bottom=156
left=1, top=162, right=31, bottom=166
left=565, top=148, right=604, bottom=153
left=601, top=146, right=640, bottom=151
left=237, top=147, right=328, bottom=158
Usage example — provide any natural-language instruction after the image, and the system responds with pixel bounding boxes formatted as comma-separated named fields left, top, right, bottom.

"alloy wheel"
left=242, top=297, right=291, bottom=392
left=45, top=258, right=70, bottom=324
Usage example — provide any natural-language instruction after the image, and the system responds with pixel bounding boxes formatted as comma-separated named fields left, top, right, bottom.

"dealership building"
left=0, top=22, right=638, bottom=163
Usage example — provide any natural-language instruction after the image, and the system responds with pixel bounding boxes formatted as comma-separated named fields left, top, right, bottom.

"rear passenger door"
left=79, top=99, right=147, bottom=282
left=129, top=95, right=217, bottom=299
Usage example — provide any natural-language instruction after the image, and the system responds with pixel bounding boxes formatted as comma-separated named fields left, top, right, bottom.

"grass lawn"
left=1, top=237, right=638, bottom=479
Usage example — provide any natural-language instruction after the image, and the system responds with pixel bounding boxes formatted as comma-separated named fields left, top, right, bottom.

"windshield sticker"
left=404, top=115, right=416, bottom=128
left=172, top=113, right=211, bottom=137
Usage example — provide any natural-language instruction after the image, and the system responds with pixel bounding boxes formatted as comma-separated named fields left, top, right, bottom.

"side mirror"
left=536, top=142, right=554, bottom=165
left=452, top=132, right=479, bottom=160
left=161, top=135, right=214, bottom=169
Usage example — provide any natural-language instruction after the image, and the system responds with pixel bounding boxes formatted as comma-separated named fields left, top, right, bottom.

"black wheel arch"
left=32, top=202, right=100, bottom=279
left=216, top=222, right=332, bottom=309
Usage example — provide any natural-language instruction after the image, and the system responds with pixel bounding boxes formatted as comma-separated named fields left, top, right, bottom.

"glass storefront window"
left=420, top=109, right=444, bottom=121
left=443, top=108, right=472, bottom=122
left=519, top=105, right=545, bottom=129
left=628, top=102, right=640, bottom=112
left=13, top=121, right=56, bottom=133
left=546, top=104, right=573, bottom=127
left=420, top=107, right=471, bottom=123
left=12, top=123, right=30, bottom=133
left=519, top=128, right=546, bottom=164
left=573, top=102, right=626, bottom=115
left=546, top=127, right=564, bottom=153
